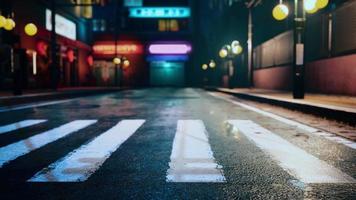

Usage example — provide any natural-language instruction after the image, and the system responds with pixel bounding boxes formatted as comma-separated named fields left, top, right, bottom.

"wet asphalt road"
left=0, top=88, right=355, bottom=200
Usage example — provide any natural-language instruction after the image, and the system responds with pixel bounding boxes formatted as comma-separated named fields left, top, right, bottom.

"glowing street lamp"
left=4, top=18, right=15, bottom=31
left=316, top=0, right=329, bottom=9
left=202, top=64, right=208, bottom=70
left=24, top=23, right=38, bottom=36
left=209, top=60, right=216, bottom=68
left=113, top=57, right=121, bottom=65
left=231, top=41, right=243, bottom=55
left=123, top=59, right=130, bottom=69
left=304, top=0, right=318, bottom=14
left=272, top=2, right=289, bottom=21
left=219, top=48, right=228, bottom=58
left=218, top=41, right=243, bottom=88
left=271, top=0, right=329, bottom=99
left=0, top=15, right=6, bottom=28
left=272, top=0, right=329, bottom=20
left=219, top=41, right=243, bottom=58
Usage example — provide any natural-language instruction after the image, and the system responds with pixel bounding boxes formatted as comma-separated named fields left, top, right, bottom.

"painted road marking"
left=0, top=120, right=47, bottom=135
left=0, top=120, right=97, bottom=168
left=0, top=100, right=72, bottom=113
left=166, top=120, right=225, bottom=182
left=209, top=92, right=356, bottom=150
left=29, top=120, right=145, bottom=182
left=228, top=120, right=355, bottom=183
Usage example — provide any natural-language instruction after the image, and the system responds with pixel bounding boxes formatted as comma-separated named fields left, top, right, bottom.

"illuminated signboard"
left=46, top=9, right=77, bottom=40
left=158, top=20, right=179, bottom=32
left=150, top=61, right=184, bottom=68
left=124, top=0, right=143, bottom=7
left=93, top=42, right=144, bottom=55
left=147, top=55, right=188, bottom=62
left=148, top=43, right=192, bottom=54
left=129, top=7, right=191, bottom=18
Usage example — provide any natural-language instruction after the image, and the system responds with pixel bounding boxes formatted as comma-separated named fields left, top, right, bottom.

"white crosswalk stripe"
left=0, top=120, right=47, bottom=135
left=166, top=120, right=225, bottom=182
left=227, top=120, right=355, bottom=183
left=209, top=92, right=356, bottom=149
left=29, top=120, right=145, bottom=182
left=0, top=120, right=97, bottom=168
left=0, top=118, right=353, bottom=184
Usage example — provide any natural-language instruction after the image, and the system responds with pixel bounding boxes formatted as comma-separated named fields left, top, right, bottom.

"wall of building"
left=251, top=0, right=356, bottom=96
left=253, top=53, right=356, bottom=95
left=253, top=65, right=292, bottom=91
left=0, top=0, right=94, bottom=89
left=305, top=54, right=356, bottom=95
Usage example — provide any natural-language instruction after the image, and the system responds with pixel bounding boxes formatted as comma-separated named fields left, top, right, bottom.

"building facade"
left=0, top=0, right=95, bottom=91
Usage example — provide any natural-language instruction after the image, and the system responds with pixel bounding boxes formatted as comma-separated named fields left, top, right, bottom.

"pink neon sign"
left=148, top=44, right=192, bottom=54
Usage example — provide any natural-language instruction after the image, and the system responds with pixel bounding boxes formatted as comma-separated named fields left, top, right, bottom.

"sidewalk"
left=0, top=87, right=124, bottom=107
left=212, top=87, right=356, bottom=126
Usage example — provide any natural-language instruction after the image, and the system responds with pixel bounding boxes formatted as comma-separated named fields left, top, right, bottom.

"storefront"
left=92, top=41, right=147, bottom=86
left=146, top=42, right=191, bottom=86
left=0, top=2, right=93, bottom=90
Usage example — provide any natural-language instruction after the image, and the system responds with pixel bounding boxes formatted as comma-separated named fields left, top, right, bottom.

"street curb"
left=0, top=88, right=125, bottom=107
left=207, top=87, right=356, bottom=126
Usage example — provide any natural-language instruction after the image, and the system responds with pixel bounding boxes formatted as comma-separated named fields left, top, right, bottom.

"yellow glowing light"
left=113, top=57, right=121, bottom=65
left=0, top=15, right=6, bottom=28
left=304, top=0, right=318, bottom=13
left=4, top=18, right=15, bottom=31
left=24, top=23, right=38, bottom=36
left=219, top=49, right=228, bottom=58
left=232, top=45, right=243, bottom=55
left=202, top=64, right=208, bottom=70
left=123, top=60, right=130, bottom=68
left=316, top=0, right=329, bottom=9
left=306, top=6, right=318, bottom=14
left=272, top=4, right=289, bottom=21
left=209, top=60, right=216, bottom=68
left=231, top=40, right=240, bottom=48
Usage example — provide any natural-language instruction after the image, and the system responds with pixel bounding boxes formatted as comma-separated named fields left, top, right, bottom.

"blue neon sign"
left=147, top=55, right=189, bottom=62
left=129, top=7, right=191, bottom=18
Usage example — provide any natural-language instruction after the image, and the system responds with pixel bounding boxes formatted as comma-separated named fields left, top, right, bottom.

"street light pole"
left=293, top=0, right=306, bottom=99
left=247, top=7, right=253, bottom=87
left=50, top=0, right=58, bottom=90
left=246, top=0, right=261, bottom=88
left=114, top=0, right=120, bottom=87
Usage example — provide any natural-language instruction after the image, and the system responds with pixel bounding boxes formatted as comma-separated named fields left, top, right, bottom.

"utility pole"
left=50, top=0, right=58, bottom=90
left=293, top=0, right=305, bottom=99
left=246, top=0, right=261, bottom=88
left=114, top=0, right=120, bottom=87
left=247, top=7, right=253, bottom=87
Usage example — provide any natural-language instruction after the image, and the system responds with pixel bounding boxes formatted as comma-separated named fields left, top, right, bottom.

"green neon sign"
left=129, top=7, right=191, bottom=18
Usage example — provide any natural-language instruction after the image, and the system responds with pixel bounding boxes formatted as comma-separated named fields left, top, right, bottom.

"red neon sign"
left=93, top=42, right=143, bottom=55
left=87, top=55, right=94, bottom=66
left=67, top=49, right=75, bottom=63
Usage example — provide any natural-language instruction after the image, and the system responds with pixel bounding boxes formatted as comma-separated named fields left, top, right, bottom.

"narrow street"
left=0, top=88, right=355, bottom=199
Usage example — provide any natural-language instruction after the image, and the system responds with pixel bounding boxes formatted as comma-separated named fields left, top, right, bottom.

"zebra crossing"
left=0, top=120, right=97, bottom=167
left=29, top=120, right=145, bottom=182
left=167, top=120, right=225, bottom=182
left=0, top=118, right=355, bottom=184
left=0, top=120, right=47, bottom=135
